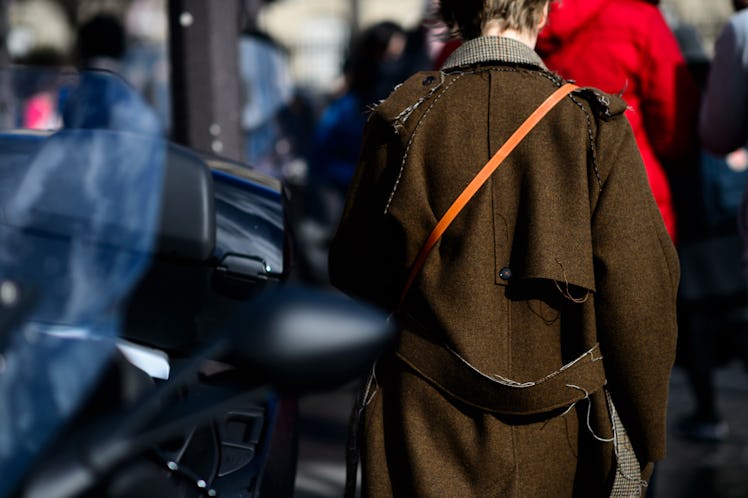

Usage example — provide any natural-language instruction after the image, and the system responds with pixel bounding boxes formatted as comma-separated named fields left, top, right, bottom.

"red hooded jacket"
left=537, top=0, right=700, bottom=241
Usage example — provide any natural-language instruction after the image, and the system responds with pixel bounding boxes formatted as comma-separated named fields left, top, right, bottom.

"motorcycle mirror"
left=224, top=285, right=395, bottom=393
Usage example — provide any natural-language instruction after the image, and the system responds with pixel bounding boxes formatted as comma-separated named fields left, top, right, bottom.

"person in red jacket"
left=536, top=0, right=700, bottom=242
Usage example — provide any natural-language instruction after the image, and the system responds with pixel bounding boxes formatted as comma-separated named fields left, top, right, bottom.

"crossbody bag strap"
left=397, top=83, right=578, bottom=309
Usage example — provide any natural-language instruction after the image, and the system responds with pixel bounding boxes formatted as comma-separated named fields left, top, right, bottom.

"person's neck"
left=482, top=23, right=538, bottom=49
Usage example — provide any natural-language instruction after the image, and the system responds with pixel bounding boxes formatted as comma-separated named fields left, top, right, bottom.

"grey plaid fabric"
left=441, top=36, right=547, bottom=70
left=606, top=390, right=645, bottom=498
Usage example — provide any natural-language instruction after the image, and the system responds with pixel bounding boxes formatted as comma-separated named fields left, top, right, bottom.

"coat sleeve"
left=699, top=15, right=748, bottom=155
left=591, top=114, right=680, bottom=463
left=328, top=111, right=406, bottom=310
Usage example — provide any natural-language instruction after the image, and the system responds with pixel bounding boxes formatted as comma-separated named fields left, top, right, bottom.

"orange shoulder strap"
left=397, top=83, right=578, bottom=309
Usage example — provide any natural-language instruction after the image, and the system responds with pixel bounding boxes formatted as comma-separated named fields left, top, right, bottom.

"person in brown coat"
left=328, top=1, right=680, bottom=496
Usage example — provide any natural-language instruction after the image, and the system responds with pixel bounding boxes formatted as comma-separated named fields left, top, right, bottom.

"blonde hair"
left=439, top=0, right=551, bottom=40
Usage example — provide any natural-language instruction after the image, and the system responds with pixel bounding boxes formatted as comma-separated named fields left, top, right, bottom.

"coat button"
left=499, top=267, right=512, bottom=281
left=422, top=75, right=436, bottom=86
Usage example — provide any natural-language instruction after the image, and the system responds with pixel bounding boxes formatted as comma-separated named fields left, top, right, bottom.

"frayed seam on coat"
left=384, top=73, right=467, bottom=214
left=391, top=71, right=447, bottom=130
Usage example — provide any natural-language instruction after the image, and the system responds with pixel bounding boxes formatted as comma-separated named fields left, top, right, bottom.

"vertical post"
left=0, top=0, right=12, bottom=128
left=0, top=0, right=7, bottom=67
left=350, top=0, right=361, bottom=36
left=168, top=0, right=243, bottom=162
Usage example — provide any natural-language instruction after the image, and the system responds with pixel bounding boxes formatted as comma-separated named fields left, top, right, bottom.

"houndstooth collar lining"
left=442, top=36, right=547, bottom=71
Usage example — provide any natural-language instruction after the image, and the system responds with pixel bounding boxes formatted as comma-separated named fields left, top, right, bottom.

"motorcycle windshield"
left=0, top=67, right=165, bottom=496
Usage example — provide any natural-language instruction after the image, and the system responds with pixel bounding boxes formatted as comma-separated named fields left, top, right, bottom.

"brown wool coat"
left=329, top=44, right=679, bottom=498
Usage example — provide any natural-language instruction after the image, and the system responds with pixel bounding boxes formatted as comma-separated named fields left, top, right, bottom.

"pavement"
left=294, top=361, right=748, bottom=498
left=294, top=382, right=356, bottom=498
left=654, top=362, right=748, bottom=498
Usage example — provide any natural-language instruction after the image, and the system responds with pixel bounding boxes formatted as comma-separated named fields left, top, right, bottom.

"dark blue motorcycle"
left=0, top=66, right=391, bottom=498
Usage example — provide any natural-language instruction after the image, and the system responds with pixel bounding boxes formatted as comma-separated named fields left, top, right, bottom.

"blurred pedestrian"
left=311, top=21, right=410, bottom=195
left=536, top=0, right=701, bottom=243
left=295, top=20, right=425, bottom=285
left=122, top=0, right=171, bottom=133
left=329, top=1, right=679, bottom=496
left=63, top=13, right=162, bottom=134
left=659, top=0, right=735, bottom=58
left=238, top=0, right=295, bottom=178
left=75, top=13, right=127, bottom=74
left=699, top=0, right=748, bottom=155
left=674, top=0, right=748, bottom=443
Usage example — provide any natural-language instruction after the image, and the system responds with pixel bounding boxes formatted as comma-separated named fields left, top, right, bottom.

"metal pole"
left=0, top=0, right=7, bottom=67
left=0, top=0, right=12, bottom=128
left=350, top=0, right=361, bottom=35
left=168, top=0, right=243, bottom=162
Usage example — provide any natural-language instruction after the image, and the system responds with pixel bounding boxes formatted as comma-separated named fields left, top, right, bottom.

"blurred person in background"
left=122, top=0, right=171, bottom=133
left=699, top=0, right=748, bottom=155
left=311, top=20, right=410, bottom=196
left=535, top=0, right=701, bottom=244
left=238, top=0, right=296, bottom=179
left=74, top=13, right=126, bottom=74
left=294, top=20, right=428, bottom=285
left=63, top=13, right=161, bottom=134
left=673, top=0, right=748, bottom=443
left=660, top=0, right=736, bottom=60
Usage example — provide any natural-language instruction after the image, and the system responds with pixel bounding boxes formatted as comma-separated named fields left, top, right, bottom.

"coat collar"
left=441, top=36, right=547, bottom=71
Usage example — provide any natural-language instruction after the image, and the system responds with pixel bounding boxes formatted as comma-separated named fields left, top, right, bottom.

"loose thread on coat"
left=541, top=400, right=578, bottom=431
left=617, top=79, right=629, bottom=99
left=566, top=384, right=614, bottom=443
left=344, top=363, right=380, bottom=498
left=362, top=360, right=379, bottom=407
left=554, top=258, right=590, bottom=303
